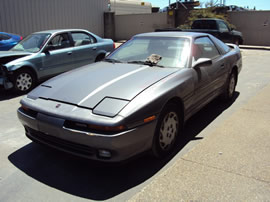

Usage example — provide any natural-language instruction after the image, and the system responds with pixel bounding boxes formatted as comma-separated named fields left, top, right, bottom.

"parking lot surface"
left=0, top=49, right=270, bottom=201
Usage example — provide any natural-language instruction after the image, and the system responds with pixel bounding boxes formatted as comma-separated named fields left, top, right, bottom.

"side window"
left=72, top=32, right=96, bottom=47
left=47, top=33, right=71, bottom=50
left=193, top=37, right=220, bottom=61
left=211, top=36, right=230, bottom=54
left=218, top=21, right=229, bottom=32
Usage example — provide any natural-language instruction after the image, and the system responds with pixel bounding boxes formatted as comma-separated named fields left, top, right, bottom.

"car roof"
left=32, top=29, right=89, bottom=34
left=134, top=31, right=210, bottom=39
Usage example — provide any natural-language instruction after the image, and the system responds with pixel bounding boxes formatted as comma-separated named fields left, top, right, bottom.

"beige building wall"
left=115, top=13, right=170, bottom=40
left=229, top=11, right=270, bottom=46
left=0, top=0, right=108, bottom=37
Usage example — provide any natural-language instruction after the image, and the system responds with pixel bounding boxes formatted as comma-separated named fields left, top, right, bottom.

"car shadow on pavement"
left=0, top=89, right=21, bottom=101
left=8, top=92, right=239, bottom=200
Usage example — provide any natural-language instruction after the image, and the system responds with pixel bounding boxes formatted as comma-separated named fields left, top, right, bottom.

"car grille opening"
left=25, top=127, right=96, bottom=157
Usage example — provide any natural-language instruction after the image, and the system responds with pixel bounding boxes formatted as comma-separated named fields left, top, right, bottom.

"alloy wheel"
left=228, top=74, right=236, bottom=98
left=159, top=111, right=179, bottom=151
left=16, top=72, right=33, bottom=91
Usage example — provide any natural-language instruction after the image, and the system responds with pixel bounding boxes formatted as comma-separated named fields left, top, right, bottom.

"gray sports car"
left=0, top=29, right=114, bottom=93
left=17, top=32, right=242, bottom=162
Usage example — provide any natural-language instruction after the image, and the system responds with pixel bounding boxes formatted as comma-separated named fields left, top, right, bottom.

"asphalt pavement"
left=129, top=82, right=270, bottom=201
left=0, top=48, right=270, bottom=201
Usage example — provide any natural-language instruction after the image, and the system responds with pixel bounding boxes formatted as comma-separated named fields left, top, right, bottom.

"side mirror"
left=192, top=58, right=212, bottom=69
left=43, top=45, right=54, bottom=53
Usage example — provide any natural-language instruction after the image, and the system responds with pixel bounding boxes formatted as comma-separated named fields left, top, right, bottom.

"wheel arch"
left=162, top=96, right=185, bottom=124
left=14, top=66, right=38, bottom=81
left=95, top=51, right=106, bottom=62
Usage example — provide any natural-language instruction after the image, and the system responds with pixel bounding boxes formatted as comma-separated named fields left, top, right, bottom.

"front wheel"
left=152, top=103, right=181, bottom=158
left=13, top=69, right=36, bottom=93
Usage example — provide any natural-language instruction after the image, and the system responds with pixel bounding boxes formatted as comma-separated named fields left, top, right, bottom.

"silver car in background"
left=0, top=29, right=114, bottom=93
left=17, top=32, right=242, bottom=162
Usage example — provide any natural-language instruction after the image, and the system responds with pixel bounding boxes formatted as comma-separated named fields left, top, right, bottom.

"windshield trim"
left=108, top=36, right=191, bottom=69
left=11, top=33, right=51, bottom=53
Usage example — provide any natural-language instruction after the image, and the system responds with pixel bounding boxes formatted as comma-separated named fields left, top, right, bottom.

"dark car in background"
left=0, top=29, right=114, bottom=93
left=18, top=32, right=242, bottom=162
left=0, top=32, right=22, bottom=51
left=157, top=18, right=243, bottom=45
left=190, top=19, right=243, bottom=45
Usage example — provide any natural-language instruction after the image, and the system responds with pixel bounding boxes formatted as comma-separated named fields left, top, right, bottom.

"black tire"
left=95, top=54, right=105, bottom=62
left=152, top=103, right=182, bottom=158
left=13, top=69, right=36, bottom=93
left=221, top=71, right=237, bottom=101
left=233, top=38, right=240, bottom=46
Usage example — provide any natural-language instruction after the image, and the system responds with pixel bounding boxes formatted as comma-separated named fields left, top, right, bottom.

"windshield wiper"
left=128, top=60, right=164, bottom=68
left=127, top=60, right=145, bottom=65
left=103, top=58, right=122, bottom=63
left=144, top=61, right=164, bottom=68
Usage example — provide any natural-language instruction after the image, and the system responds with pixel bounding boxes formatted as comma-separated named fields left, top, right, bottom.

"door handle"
left=220, top=64, right=225, bottom=68
left=93, top=47, right=97, bottom=50
left=67, top=51, right=72, bottom=55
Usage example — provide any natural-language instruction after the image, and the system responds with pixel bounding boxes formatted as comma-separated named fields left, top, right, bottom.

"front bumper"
left=0, top=65, right=13, bottom=89
left=17, top=107, right=157, bottom=162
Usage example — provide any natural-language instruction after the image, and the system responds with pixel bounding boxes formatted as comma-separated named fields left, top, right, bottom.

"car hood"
left=0, top=51, right=32, bottom=57
left=28, top=62, right=178, bottom=109
left=0, top=51, right=32, bottom=64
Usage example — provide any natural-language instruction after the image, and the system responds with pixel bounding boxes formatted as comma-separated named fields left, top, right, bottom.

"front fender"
left=6, top=61, right=37, bottom=76
left=119, top=68, right=195, bottom=125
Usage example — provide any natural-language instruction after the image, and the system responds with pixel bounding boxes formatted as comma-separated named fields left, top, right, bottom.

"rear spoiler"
left=226, top=43, right=238, bottom=49
left=155, top=28, right=182, bottom=32
left=226, top=43, right=240, bottom=52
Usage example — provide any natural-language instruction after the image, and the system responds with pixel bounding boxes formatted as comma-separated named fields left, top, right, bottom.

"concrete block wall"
left=229, top=11, right=270, bottom=46
left=115, top=13, right=170, bottom=41
left=0, top=0, right=108, bottom=37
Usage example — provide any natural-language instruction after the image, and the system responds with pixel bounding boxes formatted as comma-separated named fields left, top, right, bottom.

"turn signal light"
left=144, top=115, right=156, bottom=123
left=21, top=104, right=29, bottom=111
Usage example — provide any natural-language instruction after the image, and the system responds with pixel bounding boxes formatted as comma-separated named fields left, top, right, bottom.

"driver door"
left=39, top=33, right=74, bottom=78
left=192, top=36, right=225, bottom=109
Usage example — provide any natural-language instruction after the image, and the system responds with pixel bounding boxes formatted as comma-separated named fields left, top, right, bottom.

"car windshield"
left=107, top=36, right=190, bottom=68
left=191, top=20, right=217, bottom=30
left=11, top=33, right=51, bottom=53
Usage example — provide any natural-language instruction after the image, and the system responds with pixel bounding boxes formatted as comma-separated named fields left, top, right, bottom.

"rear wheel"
left=233, top=38, right=240, bottom=46
left=13, top=69, right=36, bottom=93
left=152, top=103, right=181, bottom=158
left=221, top=71, right=237, bottom=101
left=95, top=54, right=105, bottom=62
